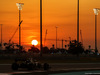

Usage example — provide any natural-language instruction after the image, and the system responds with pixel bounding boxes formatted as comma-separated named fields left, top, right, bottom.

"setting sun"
left=31, top=40, right=38, bottom=46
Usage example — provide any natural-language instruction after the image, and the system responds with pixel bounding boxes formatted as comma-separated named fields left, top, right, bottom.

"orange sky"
left=0, top=0, right=100, bottom=51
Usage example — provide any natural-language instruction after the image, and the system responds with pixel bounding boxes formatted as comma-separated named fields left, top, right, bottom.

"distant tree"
left=28, top=45, right=40, bottom=53
left=4, top=43, right=25, bottom=53
left=50, top=48, right=54, bottom=53
left=4, top=43, right=13, bottom=50
left=68, top=40, right=84, bottom=56
left=84, top=49, right=90, bottom=54
left=43, top=46, right=49, bottom=54
left=60, top=49, right=67, bottom=54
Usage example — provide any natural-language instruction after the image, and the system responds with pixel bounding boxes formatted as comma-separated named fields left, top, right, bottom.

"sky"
left=0, top=0, right=100, bottom=51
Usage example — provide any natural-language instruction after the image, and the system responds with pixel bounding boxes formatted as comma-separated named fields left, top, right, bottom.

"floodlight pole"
left=19, top=9, right=21, bottom=46
left=40, top=0, right=43, bottom=56
left=0, top=24, right=2, bottom=47
left=77, top=0, right=79, bottom=43
left=95, top=14, right=97, bottom=54
left=56, top=26, right=58, bottom=49
left=16, top=3, right=24, bottom=46
left=93, top=8, right=100, bottom=54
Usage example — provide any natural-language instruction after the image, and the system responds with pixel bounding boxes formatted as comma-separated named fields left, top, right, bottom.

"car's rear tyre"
left=27, top=63, right=34, bottom=70
left=43, top=63, right=49, bottom=70
left=37, top=63, right=42, bottom=68
left=12, top=63, right=19, bottom=70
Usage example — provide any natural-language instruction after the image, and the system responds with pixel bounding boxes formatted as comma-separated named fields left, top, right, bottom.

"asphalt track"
left=0, top=63, right=100, bottom=75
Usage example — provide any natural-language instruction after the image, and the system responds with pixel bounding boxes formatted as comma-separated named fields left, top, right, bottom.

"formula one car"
left=11, top=58, right=49, bottom=70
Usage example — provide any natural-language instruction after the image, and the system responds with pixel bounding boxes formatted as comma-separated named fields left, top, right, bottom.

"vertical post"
left=56, top=27, right=57, bottom=49
left=77, top=0, right=79, bottom=43
left=95, top=15, right=98, bottom=54
left=40, top=0, right=43, bottom=56
left=44, top=29, right=47, bottom=46
left=62, top=39, right=63, bottom=49
left=19, top=10, right=21, bottom=46
left=80, top=30, right=83, bottom=44
left=1, top=24, right=2, bottom=47
left=16, top=3, right=24, bottom=47
left=93, top=8, right=100, bottom=54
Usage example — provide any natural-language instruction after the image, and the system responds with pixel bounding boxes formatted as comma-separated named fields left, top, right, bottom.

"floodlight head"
left=93, top=8, right=100, bottom=15
left=16, top=3, right=24, bottom=10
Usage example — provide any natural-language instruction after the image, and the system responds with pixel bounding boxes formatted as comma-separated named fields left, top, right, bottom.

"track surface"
left=0, top=63, right=100, bottom=75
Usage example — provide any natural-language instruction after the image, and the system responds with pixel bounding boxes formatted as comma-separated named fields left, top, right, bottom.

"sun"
left=31, top=40, right=38, bottom=46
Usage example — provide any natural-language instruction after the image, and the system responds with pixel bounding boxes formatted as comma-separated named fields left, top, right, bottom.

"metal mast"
left=93, top=8, right=100, bottom=54
left=56, top=26, right=58, bottom=49
left=16, top=3, right=24, bottom=46
left=77, top=0, right=79, bottom=42
left=0, top=24, right=2, bottom=47
left=40, top=0, right=43, bottom=56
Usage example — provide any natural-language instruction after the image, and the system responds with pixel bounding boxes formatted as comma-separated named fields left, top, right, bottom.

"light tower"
left=0, top=24, right=2, bottom=48
left=56, top=26, right=58, bottom=49
left=40, top=0, right=43, bottom=56
left=93, top=8, right=100, bottom=54
left=77, top=0, right=79, bottom=43
left=16, top=3, right=24, bottom=46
